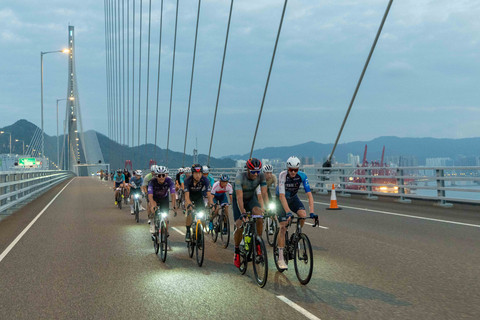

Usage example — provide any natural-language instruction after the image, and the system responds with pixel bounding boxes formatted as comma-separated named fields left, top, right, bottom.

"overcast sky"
left=1, top=0, right=479, bottom=157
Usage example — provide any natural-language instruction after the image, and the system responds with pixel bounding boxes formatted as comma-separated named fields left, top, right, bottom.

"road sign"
left=19, top=158, right=36, bottom=166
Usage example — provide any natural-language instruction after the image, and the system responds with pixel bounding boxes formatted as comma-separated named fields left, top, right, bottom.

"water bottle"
left=245, top=235, right=251, bottom=251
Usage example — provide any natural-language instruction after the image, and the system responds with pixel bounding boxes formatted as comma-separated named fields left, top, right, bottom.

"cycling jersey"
left=277, top=170, right=311, bottom=199
left=124, top=171, right=131, bottom=183
left=233, top=171, right=266, bottom=200
left=130, top=176, right=143, bottom=189
left=113, top=173, right=125, bottom=183
left=210, top=181, right=233, bottom=196
left=184, top=176, right=211, bottom=195
left=143, top=173, right=154, bottom=186
left=175, top=172, right=182, bottom=184
left=180, top=173, right=189, bottom=185
left=148, top=177, right=175, bottom=201
left=204, top=174, right=215, bottom=188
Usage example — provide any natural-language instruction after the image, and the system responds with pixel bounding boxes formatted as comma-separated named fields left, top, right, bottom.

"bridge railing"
left=0, top=170, right=74, bottom=215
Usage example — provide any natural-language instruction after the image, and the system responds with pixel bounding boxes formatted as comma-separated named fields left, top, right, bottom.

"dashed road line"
left=171, top=226, right=185, bottom=236
left=277, top=295, right=321, bottom=320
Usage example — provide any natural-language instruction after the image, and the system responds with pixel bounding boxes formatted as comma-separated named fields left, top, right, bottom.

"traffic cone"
left=326, top=184, right=341, bottom=210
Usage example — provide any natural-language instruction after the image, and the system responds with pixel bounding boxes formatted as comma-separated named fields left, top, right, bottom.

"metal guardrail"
left=0, top=170, right=74, bottom=214
left=204, top=166, right=480, bottom=207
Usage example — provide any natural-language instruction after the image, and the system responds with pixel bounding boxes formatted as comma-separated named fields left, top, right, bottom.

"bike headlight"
left=268, top=202, right=276, bottom=210
left=161, top=212, right=168, bottom=219
left=197, top=211, right=204, bottom=219
left=134, top=194, right=140, bottom=199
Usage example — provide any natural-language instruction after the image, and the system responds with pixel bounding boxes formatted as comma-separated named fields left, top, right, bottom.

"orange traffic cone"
left=326, top=184, right=341, bottom=210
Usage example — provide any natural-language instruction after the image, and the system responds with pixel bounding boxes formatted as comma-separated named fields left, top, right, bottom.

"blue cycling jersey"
left=277, top=170, right=311, bottom=199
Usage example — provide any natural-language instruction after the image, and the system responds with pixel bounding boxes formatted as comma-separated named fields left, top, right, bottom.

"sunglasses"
left=288, top=168, right=299, bottom=173
left=249, top=170, right=261, bottom=175
left=156, top=174, right=166, bottom=178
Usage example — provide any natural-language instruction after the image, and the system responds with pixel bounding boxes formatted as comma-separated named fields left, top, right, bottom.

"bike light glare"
left=161, top=212, right=167, bottom=219
left=268, top=202, right=276, bottom=210
left=197, top=211, right=204, bottom=219
left=134, top=194, right=140, bottom=199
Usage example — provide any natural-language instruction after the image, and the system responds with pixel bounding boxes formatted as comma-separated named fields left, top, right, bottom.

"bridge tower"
left=63, top=26, right=104, bottom=175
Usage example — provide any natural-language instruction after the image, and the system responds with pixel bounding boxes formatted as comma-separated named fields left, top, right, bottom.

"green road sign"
left=19, top=158, right=36, bottom=166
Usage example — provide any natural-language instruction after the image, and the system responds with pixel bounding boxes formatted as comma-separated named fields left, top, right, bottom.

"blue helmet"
left=220, top=174, right=229, bottom=182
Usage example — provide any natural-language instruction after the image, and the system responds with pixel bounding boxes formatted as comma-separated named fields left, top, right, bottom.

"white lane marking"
left=0, top=178, right=75, bottom=263
left=277, top=295, right=321, bottom=320
left=171, top=227, right=185, bottom=236
left=314, top=201, right=480, bottom=228
left=305, top=222, right=329, bottom=229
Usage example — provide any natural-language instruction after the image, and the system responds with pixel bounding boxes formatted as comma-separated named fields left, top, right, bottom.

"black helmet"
left=116, top=168, right=122, bottom=173
left=191, top=164, right=203, bottom=173
left=246, top=158, right=262, bottom=171
left=220, top=174, right=229, bottom=182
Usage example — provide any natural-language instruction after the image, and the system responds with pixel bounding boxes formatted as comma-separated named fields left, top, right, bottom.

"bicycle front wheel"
left=160, top=222, right=168, bottom=262
left=294, top=233, right=314, bottom=285
left=211, top=215, right=219, bottom=243
left=196, top=223, right=205, bottom=267
left=265, top=217, right=278, bottom=247
left=135, top=201, right=139, bottom=223
left=220, top=213, right=230, bottom=249
left=252, top=236, right=268, bottom=288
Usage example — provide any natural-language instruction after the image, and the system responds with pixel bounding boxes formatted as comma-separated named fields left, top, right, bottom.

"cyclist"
left=180, top=167, right=191, bottom=191
left=202, top=165, right=215, bottom=188
left=143, top=165, right=158, bottom=225
left=184, top=164, right=212, bottom=242
left=129, top=170, right=144, bottom=214
left=113, top=168, right=126, bottom=206
left=256, top=164, right=278, bottom=209
left=276, top=156, right=317, bottom=270
left=148, top=166, right=176, bottom=234
left=175, top=167, right=184, bottom=190
left=208, top=174, right=233, bottom=230
left=232, top=158, right=269, bottom=268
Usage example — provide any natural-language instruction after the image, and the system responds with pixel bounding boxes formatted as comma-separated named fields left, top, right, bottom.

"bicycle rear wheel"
left=153, top=233, right=159, bottom=254
left=273, top=229, right=288, bottom=272
left=294, top=233, right=314, bottom=285
left=118, top=194, right=122, bottom=209
left=220, top=213, right=230, bottom=248
left=196, top=223, right=205, bottom=267
left=159, top=222, right=168, bottom=262
left=135, top=201, right=139, bottom=223
left=252, top=236, right=268, bottom=288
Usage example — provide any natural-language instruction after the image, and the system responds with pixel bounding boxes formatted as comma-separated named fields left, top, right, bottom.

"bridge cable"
left=127, top=0, right=130, bottom=147
left=207, top=0, right=234, bottom=166
left=131, top=0, right=136, bottom=148
left=165, top=0, right=180, bottom=167
left=137, top=0, right=143, bottom=147
left=327, top=0, right=393, bottom=164
left=122, top=0, right=126, bottom=147
left=249, top=0, right=288, bottom=159
left=144, top=0, right=152, bottom=155
left=153, top=0, right=165, bottom=162
left=117, top=0, right=122, bottom=143
left=103, top=0, right=111, bottom=139
left=107, top=0, right=114, bottom=140
left=113, top=0, right=119, bottom=142
left=182, top=0, right=202, bottom=167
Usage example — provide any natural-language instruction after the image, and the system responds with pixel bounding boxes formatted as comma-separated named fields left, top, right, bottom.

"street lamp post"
left=0, top=131, right=12, bottom=154
left=15, top=139, right=24, bottom=155
left=40, top=49, right=70, bottom=160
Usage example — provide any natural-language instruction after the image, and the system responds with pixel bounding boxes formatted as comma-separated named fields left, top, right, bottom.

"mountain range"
left=2, top=120, right=479, bottom=168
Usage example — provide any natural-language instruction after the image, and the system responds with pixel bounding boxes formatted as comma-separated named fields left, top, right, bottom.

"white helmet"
left=134, top=169, right=143, bottom=176
left=262, top=164, right=273, bottom=173
left=150, top=165, right=158, bottom=172
left=178, top=167, right=185, bottom=173
left=184, top=167, right=191, bottom=173
left=286, top=156, right=301, bottom=168
left=153, top=166, right=169, bottom=175
left=202, top=165, right=209, bottom=173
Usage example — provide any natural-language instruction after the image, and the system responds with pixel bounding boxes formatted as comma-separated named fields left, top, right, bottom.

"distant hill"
left=226, top=136, right=480, bottom=165
left=0, top=120, right=235, bottom=170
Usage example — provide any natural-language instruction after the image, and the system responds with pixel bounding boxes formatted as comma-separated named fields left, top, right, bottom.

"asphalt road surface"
left=0, top=177, right=479, bottom=319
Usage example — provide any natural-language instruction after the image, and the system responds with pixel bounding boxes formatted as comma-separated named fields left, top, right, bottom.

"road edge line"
left=0, top=178, right=75, bottom=263
left=171, top=226, right=185, bottom=236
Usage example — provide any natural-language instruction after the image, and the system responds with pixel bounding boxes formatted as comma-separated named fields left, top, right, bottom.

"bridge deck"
left=0, top=177, right=479, bottom=319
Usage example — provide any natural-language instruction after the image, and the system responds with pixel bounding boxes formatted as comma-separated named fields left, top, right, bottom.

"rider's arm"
left=168, top=178, right=177, bottom=209
left=235, top=189, right=246, bottom=213
left=257, top=192, right=264, bottom=210
left=301, top=172, right=314, bottom=213
left=147, top=182, right=156, bottom=209
left=260, top=186, right=269, bottom=208
left=306, top=191, right=314, bottom=214
left=185, top=191, right=192, bottom=207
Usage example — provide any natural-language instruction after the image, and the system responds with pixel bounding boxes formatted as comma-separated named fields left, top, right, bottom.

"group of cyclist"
left=111, top=156, right=318, bottom=271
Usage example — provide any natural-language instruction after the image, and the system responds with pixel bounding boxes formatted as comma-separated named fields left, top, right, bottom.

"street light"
left=40, top=48, right=70, bottom=159
left=15, top=139, right=24, bottom=155
left=0, top=131, right=12, bottom=154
